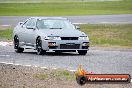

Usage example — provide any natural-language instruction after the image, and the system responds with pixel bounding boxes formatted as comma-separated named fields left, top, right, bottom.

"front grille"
left=61, top=37, right=78, bottom=40
left=60, top=44, right=80, bottom=49
left=49, top=46, right=57, bottom=49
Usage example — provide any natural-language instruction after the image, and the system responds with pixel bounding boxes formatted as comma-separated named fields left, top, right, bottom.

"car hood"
left=38, top=29, right=87, bottom=37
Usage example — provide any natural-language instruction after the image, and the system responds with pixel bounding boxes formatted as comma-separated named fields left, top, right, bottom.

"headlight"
left=79, top=36, right=89, bottom=40
left=45, top=36, right=61, bottom=40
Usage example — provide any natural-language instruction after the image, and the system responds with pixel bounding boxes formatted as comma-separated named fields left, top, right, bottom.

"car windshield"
left=36, top=19, right=75, bottom=29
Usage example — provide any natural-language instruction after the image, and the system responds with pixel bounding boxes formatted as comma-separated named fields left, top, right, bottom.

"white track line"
left=0, top=62, right=7, bottom=64
left=24, top=65, right=32, bottom=67
left=73, top=23, right=87, bottom=24
left=52, top=67, right=57, bottom=70
left=40, top=66, right=48, bottom=69
left=33, top=65, right=38, bottom=67
left=0, top=41, right=13, bottom=46
left=14, top=64, right=21, bottom=65
left=4, top=62, right=13, bottom=65
left=0, top=55, right=10, bottom=57
left=69, top=69, right=77, bottom=72
left=0, top=25, right=10, bottom=26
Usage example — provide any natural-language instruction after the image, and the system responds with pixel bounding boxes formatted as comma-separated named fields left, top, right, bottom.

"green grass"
left=33, top=74, right=49, bottom=80
left=79, top=24, right=132, bottom=47
left=0, top=24, right=132, bottom=47
left=33, top=70, right=74, bottom=81
left=0, top=1, right=132, bottom=16
left=0, top=29, right=12, bottom=40
left=0, top=0, right=125, bottom=3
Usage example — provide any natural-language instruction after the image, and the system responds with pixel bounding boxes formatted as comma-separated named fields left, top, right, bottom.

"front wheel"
left=78, top=50, right=87, bottom=55
left=36, top=37, right=46, bottom=55
left=14, top=36, right=24, bottom=53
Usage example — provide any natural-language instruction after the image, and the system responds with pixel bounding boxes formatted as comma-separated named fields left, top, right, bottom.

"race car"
left=13, top=17, right=90, bottom=55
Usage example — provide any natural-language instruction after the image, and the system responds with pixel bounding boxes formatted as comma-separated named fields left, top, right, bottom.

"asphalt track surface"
left=0, top=45, right=132, bottom=76
left=0, top=14, right=132, bottom=27
left=0, top=14, right=132, bottom=76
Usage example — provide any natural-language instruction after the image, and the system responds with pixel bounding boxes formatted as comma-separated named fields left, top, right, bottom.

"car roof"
left=30, top=17, right=67, bottom=20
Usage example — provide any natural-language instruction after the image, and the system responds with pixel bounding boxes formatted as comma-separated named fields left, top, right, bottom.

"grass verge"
left=0, top=29, right=12, bottom=40
left=0, top=24, right=132, bottom=47
left=79, top=24, right=132, bottom=47
left=0, top=1, right=132, bottom=16
left=33, top=70, right=74, bottom=81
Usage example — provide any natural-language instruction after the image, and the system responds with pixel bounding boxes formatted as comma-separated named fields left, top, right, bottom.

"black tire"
left=78, top=50, right=87, bottom=55
left=36, top=37, right=46, bottom=55
left=14, top=36, right=24, bottom=53
left=76, top=75, right=87, bottom=85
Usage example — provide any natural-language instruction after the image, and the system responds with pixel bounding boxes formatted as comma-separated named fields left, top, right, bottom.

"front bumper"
left=42, top=40, right=89, bottom=51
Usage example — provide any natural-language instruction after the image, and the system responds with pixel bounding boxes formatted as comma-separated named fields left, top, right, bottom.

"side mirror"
left=19, top=22, right=24, bottom=25
left=76, top=26, right=80, bottom=30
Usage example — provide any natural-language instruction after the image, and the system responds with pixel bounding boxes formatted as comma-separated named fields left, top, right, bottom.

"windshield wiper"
left=50, top=28, right=62, bottom=29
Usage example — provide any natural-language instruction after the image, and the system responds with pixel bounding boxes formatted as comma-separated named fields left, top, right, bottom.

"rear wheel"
left=36, top=37, right=46, bottom=55
left=14, top=36, right=24, bottom=53
left=78, top=50, right=87, bottom=55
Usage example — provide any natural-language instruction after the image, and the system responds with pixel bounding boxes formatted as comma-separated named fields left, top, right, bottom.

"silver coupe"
left=13, top=17, right=90, bottom=55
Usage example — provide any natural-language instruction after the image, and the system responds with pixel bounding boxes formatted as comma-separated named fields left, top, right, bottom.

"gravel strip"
left=0, top=63, right=131, bottom=88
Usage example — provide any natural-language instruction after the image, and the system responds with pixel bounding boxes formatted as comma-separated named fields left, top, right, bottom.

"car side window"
left=22, top=18, right=36, bottom=28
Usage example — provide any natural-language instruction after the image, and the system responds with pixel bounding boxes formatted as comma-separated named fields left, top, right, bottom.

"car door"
left=24, top=18, right=36, bottom=46
left=18, top=19, right=29, bottom=45
left=21, top=18, right=36, bottom=46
